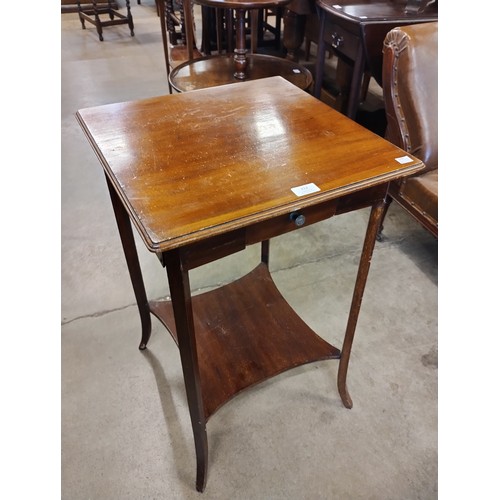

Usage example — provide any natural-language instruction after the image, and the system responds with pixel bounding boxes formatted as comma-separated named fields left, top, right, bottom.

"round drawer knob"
left=331, top=33, right=344, bottom=48
left=289, top=211, right=306, bottom=227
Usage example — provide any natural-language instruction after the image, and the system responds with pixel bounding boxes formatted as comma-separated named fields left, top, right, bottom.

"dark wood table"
left=76, top=76, right=423, bottom=491
left=169, top=0, right=312, bottom=92
left=312, top=0, right=438, bottom=118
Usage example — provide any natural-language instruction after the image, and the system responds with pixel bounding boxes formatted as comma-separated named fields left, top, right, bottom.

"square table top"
left=77, top=77, right=423, bottom=252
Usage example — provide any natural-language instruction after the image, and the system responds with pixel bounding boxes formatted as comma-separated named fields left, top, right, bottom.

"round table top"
left=169, top=54, right=313, bottom=93
left=195, top=0, right=291, bottom=9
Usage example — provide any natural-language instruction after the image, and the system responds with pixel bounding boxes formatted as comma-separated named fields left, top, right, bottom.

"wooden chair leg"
left=250, top=10, right=258, bottom=53
left=226, top=9, right=234, bottom=53
left=158, top=0, right=174, bottom=93
left=215, top=8, right=224, bottom=53
left=376, top=195, right=393, bottom=241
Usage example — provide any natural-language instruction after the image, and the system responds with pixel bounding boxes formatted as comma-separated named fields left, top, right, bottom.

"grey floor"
left=61, top=3, right=438, bottom=499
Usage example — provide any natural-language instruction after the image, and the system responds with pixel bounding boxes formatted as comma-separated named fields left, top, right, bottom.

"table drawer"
left=170, top=199, right=338, bottom=270
left=171, top=184, right=389, bottom=270
left=245, top=199, right=338, bottom=245
left=323, top=21, right=360, bottom=61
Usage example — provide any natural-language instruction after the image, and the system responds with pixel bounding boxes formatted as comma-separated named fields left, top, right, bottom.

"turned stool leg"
left=91, top=0, right=104, bottom=41
left=77, top=0, right=86, bottom=29
left=125, top=0, right=135, bottom=36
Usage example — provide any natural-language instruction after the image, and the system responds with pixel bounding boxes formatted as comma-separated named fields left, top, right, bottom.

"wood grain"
left=77, top=77, right=423, bottom=251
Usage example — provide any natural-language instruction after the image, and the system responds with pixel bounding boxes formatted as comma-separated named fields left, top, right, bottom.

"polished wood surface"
left=169, top=53, right=312, bottom=91
left=77, top=76, right=424, bottom=492
left=77, top=77, right=422, bottom=252
left=150, top=263, right=341, bottom=419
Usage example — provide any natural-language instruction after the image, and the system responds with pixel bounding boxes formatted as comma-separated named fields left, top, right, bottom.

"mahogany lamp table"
left=169, top=0, right=312, bottom=92
left=76, top=77, right=423, bottom=492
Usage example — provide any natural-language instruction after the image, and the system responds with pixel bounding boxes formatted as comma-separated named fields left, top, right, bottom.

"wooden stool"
left=77, top=0, right=134, bottom=41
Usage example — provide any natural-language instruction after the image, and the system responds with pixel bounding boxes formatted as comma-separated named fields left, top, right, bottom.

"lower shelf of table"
left=169, top=53, right=313, bottom=93
left=149, top=263, right=340, bottom=419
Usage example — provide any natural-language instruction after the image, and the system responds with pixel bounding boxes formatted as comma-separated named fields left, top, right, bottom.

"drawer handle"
left=331, top=33, right=344, bottom=48
left=289, top=211, right=306, bottom=227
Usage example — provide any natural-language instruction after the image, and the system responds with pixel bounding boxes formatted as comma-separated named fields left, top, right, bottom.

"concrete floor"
left=61, top=3, right=438, bottom=498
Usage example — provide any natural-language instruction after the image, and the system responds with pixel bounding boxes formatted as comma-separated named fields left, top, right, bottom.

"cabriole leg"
left=106, top=176, right=152, bottom=350
left=338, top=199, right=387, bottom=408
left=164, top=249, right=208, bottom=492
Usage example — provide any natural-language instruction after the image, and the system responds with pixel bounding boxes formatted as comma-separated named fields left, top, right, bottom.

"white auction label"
left=291, top=183, right=321, bottom=196
left=395, top=155, right=413, bottom=164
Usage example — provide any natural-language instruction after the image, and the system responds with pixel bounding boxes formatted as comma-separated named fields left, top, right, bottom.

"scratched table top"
left=77, top=77, right=422, bottom=251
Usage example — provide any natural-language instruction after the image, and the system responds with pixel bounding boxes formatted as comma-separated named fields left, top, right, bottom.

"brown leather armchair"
left=380, top=21, right=438, bottom=238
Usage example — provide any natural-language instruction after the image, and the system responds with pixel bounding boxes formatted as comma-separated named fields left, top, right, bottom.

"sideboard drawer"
left=323, top=21, right=360, bottom=61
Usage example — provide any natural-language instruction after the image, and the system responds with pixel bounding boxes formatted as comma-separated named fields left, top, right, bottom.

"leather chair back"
left=382, top=22, right=438, bottom=174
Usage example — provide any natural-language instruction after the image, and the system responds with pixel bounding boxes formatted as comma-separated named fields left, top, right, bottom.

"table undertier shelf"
left=149, top=263, right=340, bottom=419
left=169, top=54, right=313, bottom=93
